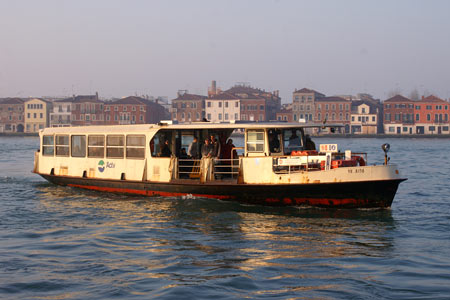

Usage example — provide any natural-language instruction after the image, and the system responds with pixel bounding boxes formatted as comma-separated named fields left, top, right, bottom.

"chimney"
left=208, top=80, right=217, bottom=97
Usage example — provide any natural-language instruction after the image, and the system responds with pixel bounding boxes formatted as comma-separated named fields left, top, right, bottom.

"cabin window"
left=126, top=135, right=145, bottom=159
left=246, top=130, right=265, bottom=152
left=150, top=130, right=173, bottom=157
left=71, top=135, right=86, bottom=157
left=42, top=135, right=54, bottom=156
left=283, top=129, right=303, bottom=154
left=55, top=135, right=70, bottom=156
left=88, top=135, right=105, bottom=158
left=106, top=135, right=124, bottom=158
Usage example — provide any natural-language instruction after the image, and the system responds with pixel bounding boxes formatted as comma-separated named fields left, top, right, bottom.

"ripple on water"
left=1, top=137, right=450, bottom=299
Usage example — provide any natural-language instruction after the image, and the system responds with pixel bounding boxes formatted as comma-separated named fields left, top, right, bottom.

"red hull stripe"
left=67, top=183, right=367, bottom=207
left=67, top=184, right=232, bottom=200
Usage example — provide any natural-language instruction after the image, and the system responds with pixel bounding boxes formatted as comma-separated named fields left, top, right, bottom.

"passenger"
left=305, top=134, right=316, bottom=151
left=289, top=130, right=301, bottom=147
left=179, top=148, right=188, bottom=159
left=187, top=137, right=199, bottom=159
left=211, top=137, right=221, bottom=159
left=269, top=133, right=280, bottom=153
left=222, top=139, right=237, bottom=161
left=160, top=140, right=172, bottom=157
left=201, top=139, right=213, bottom=158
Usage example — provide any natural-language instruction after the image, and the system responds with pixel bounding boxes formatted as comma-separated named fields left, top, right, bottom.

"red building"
left=105, top=96, right=168, bottom=125
left=414, top=95, right=450, bottom=134
left=224, top=85, right=281, bottom=121
left=0, top=98, right=24, bottom=132
left=383, top=95, right=415, bottom=134
left=276, top=104, right=293, bottom=122
left=171, top=92, right=206, bottom=123
left=315, top=96, right=351, bottom=133
left=70, top=94, right=105, bottom=126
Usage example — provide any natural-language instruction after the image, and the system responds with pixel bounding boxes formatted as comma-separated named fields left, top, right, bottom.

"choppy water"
left=1, top=136, right=450, bottom=299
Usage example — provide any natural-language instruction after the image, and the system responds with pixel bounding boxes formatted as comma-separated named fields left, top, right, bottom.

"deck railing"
left=177, top=158, right=241, bottom=180
left=272, top=152, right=368, bottom=174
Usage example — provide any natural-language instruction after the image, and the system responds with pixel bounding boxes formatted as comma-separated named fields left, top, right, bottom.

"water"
left=1, top=136, right=450, bottom=299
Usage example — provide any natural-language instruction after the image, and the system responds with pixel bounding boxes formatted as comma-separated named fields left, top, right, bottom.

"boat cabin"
left=35, top=122, right=365, bottom=185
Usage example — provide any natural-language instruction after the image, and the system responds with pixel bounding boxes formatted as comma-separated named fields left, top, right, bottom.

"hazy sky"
left=1, top=0, right=449, bottom=102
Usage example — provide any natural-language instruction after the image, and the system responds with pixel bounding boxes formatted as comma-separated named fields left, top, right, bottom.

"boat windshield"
left=282, top=128, right=304, bottom=155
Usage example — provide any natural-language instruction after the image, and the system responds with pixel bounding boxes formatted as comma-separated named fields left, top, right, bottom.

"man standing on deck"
left=188, top=137, right=199, bottom=159
left=201, top=139, right=213, bottom=158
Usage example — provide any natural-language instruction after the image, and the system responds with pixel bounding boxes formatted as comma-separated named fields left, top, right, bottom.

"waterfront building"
left=276, top=103, right=293, bottom=122
left=24, top=98, right=52, bottom=133
left=105, top=96, right=168, bottom=125
left=350, top=100, right=379, bottom=134
left=224, top=84, right=281, bottom=122
left=315, top=96, right=351, bottom=133
left=0, top=98, right=24, bottom=132
left=205, top=92, right=240, bottom=122
left=49, top=99, right=72, bottom=127
left=292, top=88, right=325, bottom=123
left=70, top=94, right=105, bottom=126
left=413, top=95, right=450, bottom=134
left=383, top=95, right=415, bottom=134
left=171, top=91, right=206, bottom=123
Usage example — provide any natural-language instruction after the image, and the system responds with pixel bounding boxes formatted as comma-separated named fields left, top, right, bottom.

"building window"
left=218, top=102, right=222, bottom=108
left=196, top=112, right=200, bottom=120
left=235, top=102, right=239, bottom=107
left=389, top=127, right=395, bottom=133
left=416, top=114, right=419, bottom=121
left=260, top=105, right=264, bottom=110
left=235, top=113, right=238, bottom=120
left=225, top=113, right=228, bottom=120
left=403, top=127, right=408, bottom=132
left=225, top=102, right=229, bottom=108
left=372, top=116, right=375, bottom=122
left=140, top=115, right=143, bottom=121
left=132, top=106, right=136, bottom=111
left=207, top=113, right=211, bottom=120
left=114, top=106, right=118, bottom=111
left=218, top=113, right=222, bottom=120
left=427, top=114, right=431, bottom=121
left=207, top=102, right=211, bottom=107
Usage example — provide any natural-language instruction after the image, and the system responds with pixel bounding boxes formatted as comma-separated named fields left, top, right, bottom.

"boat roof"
left=40, top=121, right=343, bottom=134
